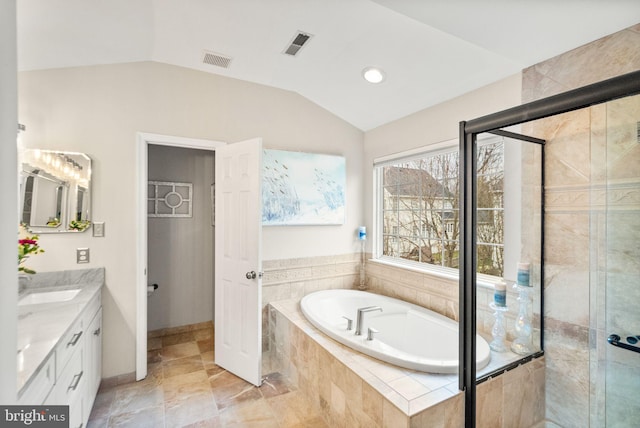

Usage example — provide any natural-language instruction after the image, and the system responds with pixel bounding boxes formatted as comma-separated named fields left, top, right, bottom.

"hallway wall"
left=147, top=145, right=215, bottom=331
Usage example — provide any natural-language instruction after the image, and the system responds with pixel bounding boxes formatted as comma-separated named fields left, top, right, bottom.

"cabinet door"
left=45, top=348, right=84, bottom=426
left=85, top=307, right=102, bottom=410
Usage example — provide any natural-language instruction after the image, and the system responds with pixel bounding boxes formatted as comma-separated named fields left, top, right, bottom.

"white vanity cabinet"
left=19, top=290, right=102, bottom=428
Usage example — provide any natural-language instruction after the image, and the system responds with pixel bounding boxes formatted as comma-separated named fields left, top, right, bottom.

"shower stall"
left=460, top=71, right=640, bottom=427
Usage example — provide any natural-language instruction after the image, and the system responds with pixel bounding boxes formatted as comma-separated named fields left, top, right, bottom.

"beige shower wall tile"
left=590, top=103, right=608, bottom=183
left=476, top=377, right=503, bottom=428
left=606, top=95, right=640, bottom=181
left=542, top=109, right=592, bottom=188
left=502, top=361, right=546, bottom=427
left=410, top=392, right=464, bottom=428
left=544, top=264, right=589, bottom=327
left=544, top=212, right=590, bottom=268
left=523, top=25, right=640, bottom=101
left=607, top=211, right=640, bottom=275
left=606, top=273, right=640, bottom=335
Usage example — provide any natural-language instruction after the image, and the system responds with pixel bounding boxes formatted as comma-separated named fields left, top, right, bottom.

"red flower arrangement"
left=18, top=226, right=44, bottom=274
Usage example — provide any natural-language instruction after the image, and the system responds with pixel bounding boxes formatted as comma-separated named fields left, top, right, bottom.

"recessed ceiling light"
left=362, top=66, right=386, bottom=84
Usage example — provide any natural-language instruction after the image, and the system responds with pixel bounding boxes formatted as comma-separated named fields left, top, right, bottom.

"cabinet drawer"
left=18, top=354, right=55, bottom=405
left=56, top=317, right=83, bottom=377
left=47, top=347, right=84, bottom=405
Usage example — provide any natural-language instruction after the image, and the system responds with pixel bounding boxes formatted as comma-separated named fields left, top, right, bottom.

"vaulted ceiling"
left=17, top=0, right=640, bottom=130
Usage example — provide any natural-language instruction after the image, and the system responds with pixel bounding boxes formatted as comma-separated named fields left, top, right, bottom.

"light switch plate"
left=77, top=248, right=90, bottom=264
left=93, top=222, right=105, bottom=237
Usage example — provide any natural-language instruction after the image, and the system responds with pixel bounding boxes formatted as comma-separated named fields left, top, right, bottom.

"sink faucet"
left=355, top=306, right=382, bottom=335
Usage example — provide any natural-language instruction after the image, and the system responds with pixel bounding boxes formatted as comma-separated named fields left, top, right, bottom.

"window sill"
left=367, top=257, right=501, bottom=290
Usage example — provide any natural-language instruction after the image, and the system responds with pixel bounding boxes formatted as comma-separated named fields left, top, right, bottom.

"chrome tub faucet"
left=355, top=306, right=382, bottom=335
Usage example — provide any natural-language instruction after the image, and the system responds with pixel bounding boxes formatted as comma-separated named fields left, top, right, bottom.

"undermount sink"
left=18, top=289, right=81, bottom=306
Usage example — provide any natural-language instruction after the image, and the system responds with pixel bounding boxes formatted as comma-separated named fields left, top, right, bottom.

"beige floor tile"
left=210, top=371, right=262, bottom=410
left=207, top=365, right=226, bottom=379
left=259, top=372, right=295, bottom=399
left=111, top=382, right=164, bottom=416
left=163, top=370, right=212, bottom=403
left=87, top=416, right=109, bottom=428
left=161, top=342, right=201, bottom=361
left=182, top=417, right=223, bottom=427
left=163, top=354, right=204, bottom=379
left=197, top=338, right=214, bottom=353
left=108, top=405, right=164, bottom=428
left=218, top=399, right=279, bottom=427
left=165, top=391, right=218, bottom=427
left=201, top=351, right=218, bottom=371
left=88, top=387, right=115, bottom=420
left=162, top=331, right=196, bottom=347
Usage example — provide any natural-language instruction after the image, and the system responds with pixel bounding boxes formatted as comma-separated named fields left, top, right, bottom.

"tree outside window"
left=379, top=141, right=504, bottom=276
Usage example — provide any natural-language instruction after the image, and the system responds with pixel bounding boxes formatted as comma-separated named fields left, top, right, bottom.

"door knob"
left=246, top=271, right=257, bottom=280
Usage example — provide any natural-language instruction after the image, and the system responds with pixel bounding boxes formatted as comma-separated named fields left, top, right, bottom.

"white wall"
left=362, top=74, right=523, bottom=252
left=0, top=0, right=18, bottom=404
left=18, top=61, right=364, bottom=377
left=147, top=145, right=215, bottom=331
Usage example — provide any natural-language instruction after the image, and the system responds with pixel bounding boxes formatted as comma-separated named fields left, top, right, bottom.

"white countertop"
left=17, top=272, right=103, bottom=396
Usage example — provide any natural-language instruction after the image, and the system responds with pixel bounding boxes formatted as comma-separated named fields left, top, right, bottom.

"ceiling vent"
left=283, top=31, right=313, bottom=56
left=202, top=50, right=232, bottom=68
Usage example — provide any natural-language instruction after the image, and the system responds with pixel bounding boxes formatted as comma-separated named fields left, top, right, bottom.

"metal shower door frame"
left=459, top=70, right=640, bottom=428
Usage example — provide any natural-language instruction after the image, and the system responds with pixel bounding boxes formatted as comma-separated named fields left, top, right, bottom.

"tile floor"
left=87, top=323, right=328, bottom=428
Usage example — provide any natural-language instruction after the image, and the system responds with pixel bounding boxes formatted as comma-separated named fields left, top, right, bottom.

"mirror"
left=20, top=149, right=92, bottom=233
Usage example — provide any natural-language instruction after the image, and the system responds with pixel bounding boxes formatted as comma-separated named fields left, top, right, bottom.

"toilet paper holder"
left=147, top=283, right=159, bottom=296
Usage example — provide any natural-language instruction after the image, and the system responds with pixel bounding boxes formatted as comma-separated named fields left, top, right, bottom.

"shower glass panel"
left=597, top=94, right=640, bottom=427
left=475, top=131, right=543, bottom=381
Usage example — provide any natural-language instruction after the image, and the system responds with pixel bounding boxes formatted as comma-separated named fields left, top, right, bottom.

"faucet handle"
left=367, top=327, right=379, bottom=341
left=342, top=316, right=353, bottom=331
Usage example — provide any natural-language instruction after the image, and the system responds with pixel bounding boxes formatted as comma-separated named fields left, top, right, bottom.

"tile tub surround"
left=17, top=267, right=104, bottom=395
left=262, top=253, right=361, bottom=354
left=268, top=298, right=545, bottom=427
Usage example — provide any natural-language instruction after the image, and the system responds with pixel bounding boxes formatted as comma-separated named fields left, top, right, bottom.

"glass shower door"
left=602, top=93, right=640, bottom=427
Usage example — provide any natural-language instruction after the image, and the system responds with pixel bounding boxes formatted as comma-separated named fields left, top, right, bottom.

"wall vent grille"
left=202, top=50, right=233, bottom=68
left=283, top=31, right=313, bottom=56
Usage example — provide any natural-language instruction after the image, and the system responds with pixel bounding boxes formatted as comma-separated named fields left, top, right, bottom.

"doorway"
left=147, top=144, right=215, bottom=332
left=135, top=133, right=225, bottom=380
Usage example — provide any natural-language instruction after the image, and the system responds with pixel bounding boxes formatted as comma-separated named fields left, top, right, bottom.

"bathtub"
left=300, top=289, right=491, bottom=373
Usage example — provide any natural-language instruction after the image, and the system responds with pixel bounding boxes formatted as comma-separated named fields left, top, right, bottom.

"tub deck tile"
left=408, top=386, right=457, bottom=415
left=389, top=375, right=431, bottom=401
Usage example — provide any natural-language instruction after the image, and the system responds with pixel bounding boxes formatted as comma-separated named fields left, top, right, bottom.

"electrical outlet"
left=77, top=248, right=90, bottom=264
left=93, top=222, right=105, bottom=237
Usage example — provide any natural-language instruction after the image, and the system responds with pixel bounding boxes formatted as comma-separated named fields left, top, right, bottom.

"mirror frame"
left=20, top=149, right=92, bottom=233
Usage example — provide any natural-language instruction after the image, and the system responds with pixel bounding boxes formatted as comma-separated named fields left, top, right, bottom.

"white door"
left=214, top=138, right=263, bottom=386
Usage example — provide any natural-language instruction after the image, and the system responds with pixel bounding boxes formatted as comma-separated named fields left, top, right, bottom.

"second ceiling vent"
left=283, top=31, right=313, bottom=56
left=202, top=50, right=233, bottom=69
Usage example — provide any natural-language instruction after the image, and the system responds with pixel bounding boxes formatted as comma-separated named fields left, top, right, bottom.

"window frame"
left=373, top=136, right=516, bottom=285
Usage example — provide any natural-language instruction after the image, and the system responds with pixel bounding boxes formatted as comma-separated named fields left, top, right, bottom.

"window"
left=375, top=138, right=504, bottom=277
